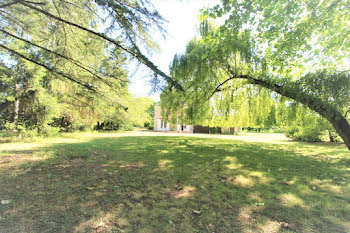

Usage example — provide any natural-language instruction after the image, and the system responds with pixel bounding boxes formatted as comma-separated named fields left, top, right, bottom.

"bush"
left=0, top=130, right=17, bottom=138
left=19, top=128, right=38, bottom=138
left=3, top=123, right=38, bottom=139
left=209, top=127, right=221, bottom=134
left=279, top=103, right=331, bottom=142
left=4, top=122, right=16, bottom=132
left=41, top=126, right=60, bottom=137
left=285, top=126, right=323, bottom=142
left=120, top=122, right=134, bottom=131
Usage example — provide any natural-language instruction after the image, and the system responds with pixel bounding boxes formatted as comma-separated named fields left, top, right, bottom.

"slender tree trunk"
left=60, top=117, right=65, bottom=128
left=12, top=63, right=22, bottom=128
left=328, top=130, right=336, bottom=142
left=13, top=83, right=20, bottom=125
left=12, top=31, right=24, bottom=128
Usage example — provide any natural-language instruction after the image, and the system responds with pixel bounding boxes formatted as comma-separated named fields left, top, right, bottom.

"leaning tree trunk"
left=328, top=115, right=350, bottom=150
left=245, top=77, right=350, bottom=151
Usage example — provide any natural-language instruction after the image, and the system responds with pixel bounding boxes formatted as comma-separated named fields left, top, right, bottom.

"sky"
left=128, top=0, right=218, bottom=101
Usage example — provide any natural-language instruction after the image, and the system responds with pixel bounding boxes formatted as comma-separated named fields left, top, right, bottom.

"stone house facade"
left=154, top=104, right=193, bottom=132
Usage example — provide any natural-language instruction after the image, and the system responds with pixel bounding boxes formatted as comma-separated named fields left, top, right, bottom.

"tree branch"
left=23, top=0, right=46, bottom=5
left=20, top=1, right=183, bottom=91
left=0, top=43, right=96, bottom=91
left=0, top=28, right=127, bottom=89
left=208, top=74, right=249, bottom=100
left=0, top=0, right=24, bottom=8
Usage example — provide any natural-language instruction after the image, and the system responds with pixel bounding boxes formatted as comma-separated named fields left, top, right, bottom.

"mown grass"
left=0, top=132, right=349, bottom=233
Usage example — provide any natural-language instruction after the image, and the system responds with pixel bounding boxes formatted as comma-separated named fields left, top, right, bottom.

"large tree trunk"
left=329, top=116, right=350, bottom=150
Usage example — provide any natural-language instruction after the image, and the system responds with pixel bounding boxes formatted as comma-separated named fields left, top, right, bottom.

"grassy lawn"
left=0, top=132, right=349, bottom=233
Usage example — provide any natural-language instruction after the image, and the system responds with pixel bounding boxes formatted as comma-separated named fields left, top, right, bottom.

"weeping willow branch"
left=208, top=74, right=249, bottom=100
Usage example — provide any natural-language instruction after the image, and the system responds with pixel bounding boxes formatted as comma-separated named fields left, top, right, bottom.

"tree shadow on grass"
left=0, top=136, right=349, bottom=232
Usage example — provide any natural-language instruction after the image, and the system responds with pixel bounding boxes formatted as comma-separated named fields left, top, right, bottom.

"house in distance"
left=154, top=104, right=242, bottom=134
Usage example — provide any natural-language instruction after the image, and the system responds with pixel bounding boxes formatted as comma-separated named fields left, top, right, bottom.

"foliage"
left=127, top=97, right=154, bottom=127
left=92, top=96, right=154, bottom=131
left=0, top=0, right=144, bottom=134
left=145, top=102, right=155, bottom=129
left=281, top=105, right=328, bottom=142
left=0, top=0, right=179, bottom=91
left=41, top=126, right=61, bottom=137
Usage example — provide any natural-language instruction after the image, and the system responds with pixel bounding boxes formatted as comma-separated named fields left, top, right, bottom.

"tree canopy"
left=0, top=0, right=163, bottom=133
left=0, top=0, right=180, bottom=86
left=161, top=0, right=350, bottom=150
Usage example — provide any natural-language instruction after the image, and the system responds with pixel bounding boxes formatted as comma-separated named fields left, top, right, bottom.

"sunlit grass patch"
left=238, top=205, right=261, bottom=222
left=230, top=175, right=255, bottom=188
left=223, top=156, right=243, bottom=169
left=171, top=185, right=196, bottom=199
left=320, top=184, right=343, bottom=194
left=258, top=220, right=281, bottom=233
left=158, top=159, right=173, bottom=170
left=248, top=192, right=263, bottom=202
left=278, top=193, right=307, bottom=209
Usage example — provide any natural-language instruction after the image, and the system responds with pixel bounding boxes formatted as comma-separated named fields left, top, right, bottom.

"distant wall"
left=221, top=127, right=242, bottom=134
left=193, top=125, right=209, bottom=134
left=154, top=104, right=162, bottom=131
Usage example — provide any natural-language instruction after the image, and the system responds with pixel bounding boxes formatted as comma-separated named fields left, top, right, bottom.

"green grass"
left=0, top=132, right=349, bottom=232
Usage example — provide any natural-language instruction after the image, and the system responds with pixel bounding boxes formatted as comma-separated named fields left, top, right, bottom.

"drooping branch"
left=22, top=1, right=46, bottom=5
left=0, top=28, right=127, bottom=88
left=20, top=1, right=183, bottom=91
left=0, top=43, right=96, bottom=91
left=0, top=0, right=24, bottom=8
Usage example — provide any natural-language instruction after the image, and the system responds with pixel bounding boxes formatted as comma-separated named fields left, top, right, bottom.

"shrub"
left=4, top=122, right=16, bottom=132
left=279, top=103, right=330, bottom=142
left=120, top=122, right=134, bottom=131
left=0, top=130, right=17, bottom=138
left=41, top=126, right=60, bottom=137
left=285, top=125, right=323, bottom=142
left=19, top=128, right=38, bottom=138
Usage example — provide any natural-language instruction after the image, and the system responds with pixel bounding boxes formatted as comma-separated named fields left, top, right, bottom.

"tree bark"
left=329, top=116, right=350, bottom=150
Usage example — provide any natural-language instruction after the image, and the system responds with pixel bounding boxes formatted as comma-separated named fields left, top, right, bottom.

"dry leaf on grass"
left=1, top=200, right=11, bottom=205
left=192, top=209, right=201, bottom=215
